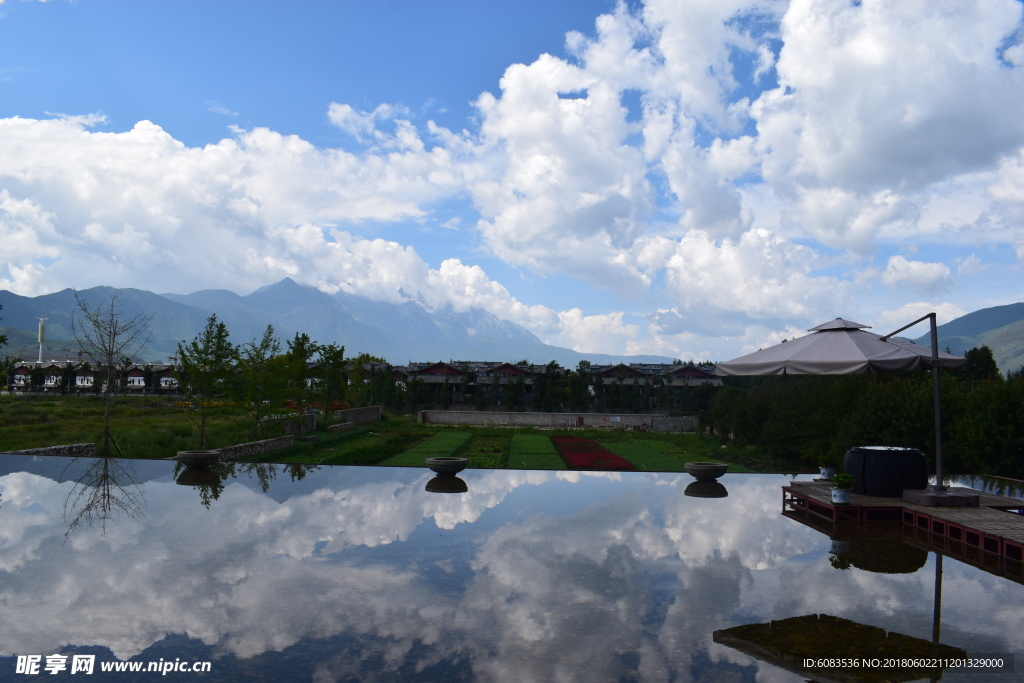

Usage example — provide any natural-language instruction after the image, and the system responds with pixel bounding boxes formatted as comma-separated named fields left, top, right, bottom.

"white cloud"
left=758, top=0, right=1024, bottom=193
left=956, top=254, right=987, bottom=276
left=875, top=301, right=968, bottom=333
left=2, top=0, right=1023, bottom=360
left=661, top=228, right=853, bottom=333
left=880, top=255, right=952, bottom=295
left=555, top=308, right=641, bottom=354
left=207, top=102, right=238, bottom=116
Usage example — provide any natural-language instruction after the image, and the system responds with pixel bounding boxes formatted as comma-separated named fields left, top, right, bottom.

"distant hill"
left=0, top=280, right=674, bottom=367
left=912, top=302, right=1024, bottom=375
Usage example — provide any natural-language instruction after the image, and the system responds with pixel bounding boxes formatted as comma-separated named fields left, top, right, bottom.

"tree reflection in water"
left=62, top=457, right=146, bottom=540
left=174, top=461, right=322, bottom=508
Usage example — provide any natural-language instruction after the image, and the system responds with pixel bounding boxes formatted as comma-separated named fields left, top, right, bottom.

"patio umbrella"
left=715, top=314, right=967, bottom=489
left=713, top=613, right=965, bottom=683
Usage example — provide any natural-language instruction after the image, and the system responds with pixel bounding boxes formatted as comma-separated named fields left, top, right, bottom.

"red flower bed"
left=552, top=437, right=637, bottom=471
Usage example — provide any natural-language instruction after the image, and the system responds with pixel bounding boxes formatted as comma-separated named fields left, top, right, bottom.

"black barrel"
left=843, top=446, right=928, bottom=497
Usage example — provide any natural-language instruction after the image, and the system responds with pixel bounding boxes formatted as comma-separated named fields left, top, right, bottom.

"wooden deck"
left=783, top=481, right=1024, bottom=577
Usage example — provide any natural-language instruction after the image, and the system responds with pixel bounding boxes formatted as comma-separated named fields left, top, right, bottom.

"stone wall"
left=327, top=422, right=356, bottom=433
left=332, top=406, right=381, bottom=424
left=418, top=410, right=697, bottom=433
left=262, top=413, right=317, bottom=435
left=217, top=436, right=294, bottom=460
left=7, top=443, right=96, bottom=457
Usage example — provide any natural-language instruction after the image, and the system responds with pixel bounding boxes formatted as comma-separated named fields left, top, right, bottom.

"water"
left=0, top=454, right=1020, bottom=681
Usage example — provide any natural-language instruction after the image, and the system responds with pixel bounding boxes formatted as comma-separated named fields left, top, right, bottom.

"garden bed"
left=552, top=437, right=636, bottom=471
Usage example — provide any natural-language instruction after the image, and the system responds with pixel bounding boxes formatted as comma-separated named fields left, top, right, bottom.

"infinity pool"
left=0, top=454, right=1020, bottom=681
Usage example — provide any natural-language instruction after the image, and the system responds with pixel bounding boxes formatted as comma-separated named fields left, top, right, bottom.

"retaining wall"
left=418, top=410, right=697, bottom=433
left=332, top=406, right=382, bottom=424
left=262, top=413, right=317, bottom=435
left=217, top=436, right=295, bottom=460
left=7, top=443, right=96, bottom=457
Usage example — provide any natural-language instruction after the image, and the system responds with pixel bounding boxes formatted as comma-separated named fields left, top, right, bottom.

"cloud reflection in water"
left=0, top=458, right=1021, bottom=681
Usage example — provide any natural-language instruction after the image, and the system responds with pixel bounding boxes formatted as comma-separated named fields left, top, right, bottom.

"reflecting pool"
left=0, top=454, right=1021, bottom=681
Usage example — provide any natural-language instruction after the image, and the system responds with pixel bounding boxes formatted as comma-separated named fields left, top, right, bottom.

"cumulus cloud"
left=661, top=228, right=853, bottom=334
left=8, top=464, right=1022, bottom=680
left=880, top=255, right=952, bottom=295
left=875, top=301, right=967, bottom=332
left=3, top=0, right=1023, bottom=359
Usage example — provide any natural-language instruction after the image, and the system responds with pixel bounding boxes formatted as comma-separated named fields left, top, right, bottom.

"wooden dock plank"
left=782, top=481, right=1024, bottom=564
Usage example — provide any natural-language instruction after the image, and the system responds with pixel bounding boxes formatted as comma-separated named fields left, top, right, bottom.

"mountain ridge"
left=0, top=280, right=673, bottom=367
left=7, top=282, right=1024, bottom=371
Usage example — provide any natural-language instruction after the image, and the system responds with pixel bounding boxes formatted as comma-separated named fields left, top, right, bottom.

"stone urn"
left=175, top=467, right=223, bottom=487
left=684, top=462, right=729, bottom=481
left=425, top=476, right=469, bottom=493
left=176, top=450, right=221, bottom=469
left=426, top=457, right=468, bottom=477
left=684, top=480, right=728, bottom=498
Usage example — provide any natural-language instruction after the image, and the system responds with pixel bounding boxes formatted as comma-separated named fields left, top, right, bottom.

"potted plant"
left=831, top=473, right=855, bottom=504
left=818, top=454, right=838, bottom=480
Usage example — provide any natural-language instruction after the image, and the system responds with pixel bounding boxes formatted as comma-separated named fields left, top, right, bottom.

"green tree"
left=177, top=315, right=235, bottom=449
left=963, top=345, right=1001, bottom=381
left=316, top=342, right=347, bottom=418
left=236, top=325, right=283, bottom=439
left=284, top=332, right=318, bottom=409
left=71, top=292, right=153, bottom=456
left=0, top=304, right=8, bottom=350
left=345, top=352, right=387, bottom=406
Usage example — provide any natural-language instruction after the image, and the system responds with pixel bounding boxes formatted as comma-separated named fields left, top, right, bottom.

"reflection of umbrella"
left=713, top=613, right=965, bottom=683
left=716, top=315, right=967, bottom=488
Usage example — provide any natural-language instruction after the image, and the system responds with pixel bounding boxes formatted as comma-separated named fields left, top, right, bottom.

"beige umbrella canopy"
left=715, top=318, right=967, bottom=376
left=713, top=613, right=966, bottom=683
left=715, top=315, right=967, bottom=489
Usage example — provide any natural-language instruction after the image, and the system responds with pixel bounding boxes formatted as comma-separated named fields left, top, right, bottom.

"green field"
left=1, top=396, right=783, bottom=472
left=508, top=433, right=563, bottom=469
left=0, top=394, right=259, bottom=457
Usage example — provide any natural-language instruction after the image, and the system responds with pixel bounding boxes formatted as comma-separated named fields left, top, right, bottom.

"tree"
left=316, top=342, right=347, bottom=418
left=0, top=304, right=8, bottom=350
left=963, top=345, right=1001, bottom=382
left=284, top=332, right=318, bottom=409
left=236, top=325, right=283, bottom=439
left=71, top=292, right=153, bottom=457
left=177, top=315, right=235, bottom=449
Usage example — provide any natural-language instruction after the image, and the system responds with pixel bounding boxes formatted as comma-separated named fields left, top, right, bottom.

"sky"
left=1, top=0, right=1023, bottom=361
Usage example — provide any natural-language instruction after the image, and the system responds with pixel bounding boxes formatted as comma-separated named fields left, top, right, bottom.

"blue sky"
left=2, top=0, right=1023, bottom=360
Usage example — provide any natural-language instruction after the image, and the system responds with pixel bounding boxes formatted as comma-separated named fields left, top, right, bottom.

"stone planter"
left=176, top=450, right=221, bottom=469
left=684, top=480, right=728, bottom=498
left=426, top=457, right=468, bottom=476
left=425, top=476, right=468, bottom=493
left=175, top=468, right=222, bottom=487
left=684, top=462, right=728, bottom=481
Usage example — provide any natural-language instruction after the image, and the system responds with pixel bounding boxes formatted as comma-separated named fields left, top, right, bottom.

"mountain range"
left=3, top=280, right=1024, bottom=372
left=911, top=302, right=1024, bottom=375
left=0, top=279, right=674, bottom=367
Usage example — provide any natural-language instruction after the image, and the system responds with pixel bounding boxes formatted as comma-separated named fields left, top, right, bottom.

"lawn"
left=0, top=394, right=257, bottom=456
left=507, top=433, right=563, bottom=470
left=2, top=398, right=779, bottom=473
left=598, top=439, right=753, bottom=473
left=379, top=431, right=473, bottom=466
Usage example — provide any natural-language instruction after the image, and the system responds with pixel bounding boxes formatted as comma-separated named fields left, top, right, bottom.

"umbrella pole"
left=882, top=312, right=945, bottom=491
left=929, top=314, right=946, bottom=491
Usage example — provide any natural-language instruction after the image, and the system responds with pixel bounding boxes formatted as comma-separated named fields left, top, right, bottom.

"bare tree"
left=71, top=292, right=153, bottom=456
left=63, top=457, right=146, bottom=539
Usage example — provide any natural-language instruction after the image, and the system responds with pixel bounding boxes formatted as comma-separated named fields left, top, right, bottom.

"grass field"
left=0, top=394, right=259, bottom=456
left=1, top=396, right=784, bottom=472
left=507, top=434, right=563, bottom=469
left=598, top=439, right=753, bottom=473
